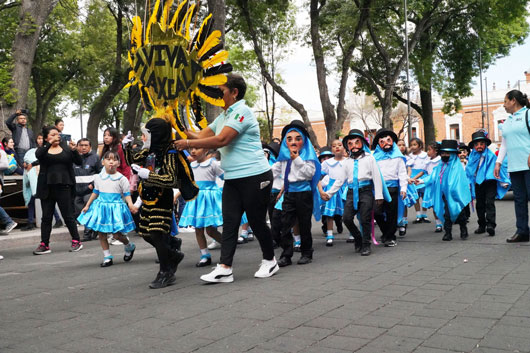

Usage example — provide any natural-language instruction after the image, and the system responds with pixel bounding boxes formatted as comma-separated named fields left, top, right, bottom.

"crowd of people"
left=0, top=78, right=529, bottom=290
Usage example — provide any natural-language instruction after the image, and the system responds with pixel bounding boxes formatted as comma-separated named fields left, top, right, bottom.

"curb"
left=0, top=226, right=81, bottom=249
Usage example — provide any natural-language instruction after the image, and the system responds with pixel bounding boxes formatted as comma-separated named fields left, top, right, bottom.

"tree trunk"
left=205, top=0, right=225, bottom=123
left=6, top=0, right=58, bottom=117
left=122, top=85, right=141, bottom=136
left=420, top=87, right=435, bottom=145
left=86, top=0, right=127, bottom=148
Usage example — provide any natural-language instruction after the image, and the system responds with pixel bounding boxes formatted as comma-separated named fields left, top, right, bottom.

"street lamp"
left=404, top=0, right=412, bottom=143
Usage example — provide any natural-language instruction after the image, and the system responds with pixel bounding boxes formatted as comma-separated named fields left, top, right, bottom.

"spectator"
left=55, top=119, right=71, bottom=142
left=74, top=138, right=102, bottom=241
left=0, top=144, right=18, bottom=234
left=100, top=128, right=132, bottom=182
left=6, top=109, right=36, bottom=167
left=2, top=137, right=23, bottom=175
left=495, top=90, right=530, bottom=243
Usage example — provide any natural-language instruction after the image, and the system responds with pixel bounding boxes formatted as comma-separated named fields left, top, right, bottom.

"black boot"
left=460, top=224, right=468, bottom=240
left=442, top=232, right=452, bottom=241
left=474, top=227, right=486, bottom=234
left=149, top=271, right=176, bottom=289
left=169, top=250, right=185, bottom=274
left=277, top=257, right=292, bottom=267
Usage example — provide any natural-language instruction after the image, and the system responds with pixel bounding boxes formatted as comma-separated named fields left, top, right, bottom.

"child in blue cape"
left=466, top=131, right=511, bottom=237
left=272, top=120, right=320, bottom=267
left=416, top=140, right=472, bottom=241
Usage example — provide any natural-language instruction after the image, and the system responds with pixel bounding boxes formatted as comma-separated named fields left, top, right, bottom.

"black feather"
left=198, top=84, right=223, bottom=99
left=203, top=63, right=233, bottom=77
left=175, top=0, right=188, bottom=31
left=198, top=43, right=223, bottom=62
left=197, top=17, right=214, bottom=50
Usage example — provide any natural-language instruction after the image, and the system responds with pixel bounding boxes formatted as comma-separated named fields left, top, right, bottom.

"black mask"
left=441, top=155, right=450, bottom=163
left=349, top=149, right=364, bottom=158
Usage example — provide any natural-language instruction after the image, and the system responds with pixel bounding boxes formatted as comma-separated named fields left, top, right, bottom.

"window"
left=450, top=124, right=460, bottom=140
left=412, top=127, right=417, bottom=138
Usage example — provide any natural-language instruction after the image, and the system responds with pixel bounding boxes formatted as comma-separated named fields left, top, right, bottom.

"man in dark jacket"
left=74, top=138, right=102, bottom=241
left=6, top=109, right=36, bottom=166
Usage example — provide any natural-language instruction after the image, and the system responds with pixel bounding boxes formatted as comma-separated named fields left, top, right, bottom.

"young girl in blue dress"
left=78, top=151, right=137, bottom=267
left=179, top=147, right=223, bottom=267
left=407, top=138, right=430, bottom=223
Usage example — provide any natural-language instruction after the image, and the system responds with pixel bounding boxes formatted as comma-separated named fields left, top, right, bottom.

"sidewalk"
left=0, top=225, right=77, bottom=249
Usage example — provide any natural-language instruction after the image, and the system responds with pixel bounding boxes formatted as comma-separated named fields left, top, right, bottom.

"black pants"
left=343, top=187, right=374, bottom=245
left=279, top=190, right=313, bottom=259
left=475, top=180, right=497, bottom=229
left=443, top=197, right=468, bottom=234
left=143, top=232, right=179, bottom=272
left=270, top=207, right=283, bottom=247
left=374, top=187, right=399, bottom=242
left=511, top=170, right=530, bottom=235
left=40, top=185, right=80, bottom=245
left=220, top=171, right=275, bottom=267
left=268, top=191, right=280, bottom=224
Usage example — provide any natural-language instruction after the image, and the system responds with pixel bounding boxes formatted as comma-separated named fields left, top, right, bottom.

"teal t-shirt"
left=500, top=107, right=530, bottom=172
left=208, top=100, right=270, bottom=179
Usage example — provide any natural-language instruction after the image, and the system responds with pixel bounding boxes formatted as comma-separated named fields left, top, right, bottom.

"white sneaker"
left=4, top=222, right=17, bottom=233
left=247, top=233, right=254, bottom=241
left=207, top=240, right=221, bottom=250
left=110, top=237, right=123, bottom=246
left=254, top=258, right=279, bottom=278
left=200, top=264, right=234, bottom=283
left=0, top=255, right=4, bottom=260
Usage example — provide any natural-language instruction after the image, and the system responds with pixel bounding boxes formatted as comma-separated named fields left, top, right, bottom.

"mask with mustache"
left=349, top=148, right=364, bottom=158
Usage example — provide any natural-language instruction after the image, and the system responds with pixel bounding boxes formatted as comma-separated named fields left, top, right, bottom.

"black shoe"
left=100, top=259, right=113, bottom=267
left=20, top=223, right=36, bottom=232
left=277, top=257, right=292, bottom=267
left=506, top=233, right=530, bottom=243
left=442, top=233, right=452, bottom=241
left=195, top=257, right=211, bottom=267
left=422, top=218, right=431, bottom=223
left=460, top=226, right=468, bottom=240
left=53, top=220, right=63, bottom=229
left=169, top=250, right=185, bottom=274
left=486, top=227, right=495, bottom=236
left=474, top=227, right=486, bottom=234
left=297, top=256, right=312, bottom=265
left=361, top=245, right=371, bottom=256
left=434, top=225, right=443, bottom=233
left=399, top=226, right=407, bottom=236
left=336, top=223, right=343, bottom=234
left=149, top=271, right=176, bottom=289
left=123, top=247, right=135, bottom=262
left=354, top=239, right=362, bottom=253
left=169, top=237, right=182, bottom=251
left=413, top=218, right=422, bottom=224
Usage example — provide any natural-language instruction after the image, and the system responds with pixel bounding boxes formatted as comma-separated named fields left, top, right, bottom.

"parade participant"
left=6, top=109, right=36, bottom=167
left=372, top=128, right=408, bottom=247
left=273, top=120, right=320, bottom=266
left=179, top=146, right=223, bottom=267
left=467, top=131, right=511, bottom=237
left=175, top=74, right=278, bottom=283
left=407, top=137, right=430, bottom=223
left=74, top=138, right=102, bottom=241
left=0, top=145, right=17, bottom=234
left=126, top=117, right=198, bottom=288
left=495, top=90, right=530, bottom=243
left=319, top=140, right=346, bottom=246
left=397, top=139, right=410, bottom=236
left=324, top=129, right=384, bottom=256
left=33, top=126, right=83, bottom=255
left=78, top=151, right=137, bottom=267
left=417, top=140, right=471, bottom=241
left=459, top=143, right=470, bottom=169
left=318, top=146, right=333, bottom=240
left=424, top=142, right=443, bottom=232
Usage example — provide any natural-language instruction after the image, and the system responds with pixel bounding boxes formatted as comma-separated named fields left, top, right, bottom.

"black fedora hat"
left=468, top=130, right=491, bottom=148
left=262, top=141, right=280, bottom=158
left=281, top=120, right=309, bottom=140
left=458, top=142, right=470, bottom=154
left=372, top=128, right=398, bottom=150
left=318, top=146, right=333, bottom=161
left=439, top=139, right=459, bottom=153
left=342, top=129, right=368, bottom=150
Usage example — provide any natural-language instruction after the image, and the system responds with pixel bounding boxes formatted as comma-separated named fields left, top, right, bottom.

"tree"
left=205, top=0, right=226, bottom=123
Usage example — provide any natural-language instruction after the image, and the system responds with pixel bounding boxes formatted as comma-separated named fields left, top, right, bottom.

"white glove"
left=132, top=164, right=150, bottom=179
left=122, top=131, right=133, bottom=146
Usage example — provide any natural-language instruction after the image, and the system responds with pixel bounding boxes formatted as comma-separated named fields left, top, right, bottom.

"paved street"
left=1, top=195, right=530, bottom=353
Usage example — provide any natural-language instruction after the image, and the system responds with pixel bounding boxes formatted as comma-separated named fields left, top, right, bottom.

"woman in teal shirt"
left=175, top=74, right=278, bottom=283
left=495, top=90, right=530, bottom=243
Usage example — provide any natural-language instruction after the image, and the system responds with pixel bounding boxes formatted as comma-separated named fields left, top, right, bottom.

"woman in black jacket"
left=33, top=126, right=83, bottom=255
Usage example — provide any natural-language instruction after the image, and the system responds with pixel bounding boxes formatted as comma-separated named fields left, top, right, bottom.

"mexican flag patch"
left=234, top=114, right=245, bottom=123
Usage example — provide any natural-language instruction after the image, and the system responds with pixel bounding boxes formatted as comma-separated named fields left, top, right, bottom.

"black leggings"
left=220, top=170, right=275, bottom=267
left=40, top=185, right=80, bottom=245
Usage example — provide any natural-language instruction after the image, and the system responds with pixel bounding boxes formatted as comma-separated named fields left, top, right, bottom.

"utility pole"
left=79, top=88, right=83, bottom=138
left=404, top=0, right=412, bottom=142
left=478, top=36, right=485, bottom=128
left=485, top=77, right=490, bottom=134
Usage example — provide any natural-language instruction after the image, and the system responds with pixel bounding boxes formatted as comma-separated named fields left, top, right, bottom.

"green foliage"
left=0, top=5, right=19, bottom=105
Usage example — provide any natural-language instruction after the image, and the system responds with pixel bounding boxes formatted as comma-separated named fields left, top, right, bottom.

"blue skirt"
left=77, top=192, right=136, bottom=234
left=320, top=179, right=344, bottom=217
left=179, top=182, right=223, bottom=228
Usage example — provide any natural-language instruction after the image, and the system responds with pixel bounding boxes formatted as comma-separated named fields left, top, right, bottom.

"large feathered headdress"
left=126, top=0, right=232, bottom=137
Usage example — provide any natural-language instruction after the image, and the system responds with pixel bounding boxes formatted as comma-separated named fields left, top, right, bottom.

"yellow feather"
left=160, top=0, right=173, bottom=32
left=186, top=104, right=197, bottom=132
left=197, top=30, right=221, bottom=58
left=131, top=16, right=143, bottom=50
left=195, top=14, right=212, bottom=50
left=195, top=88, right=224, bottom=107
left=199, top=75, right=227, bottom=86
left=197, top=116, right=207, bottom=129
left=201, top=50, right=228, bottom=67
left=170, top=0, right=188, bottom=31
left=145, top=0, right=161, bottom=41
left=180, top=4, right=195, bottom=40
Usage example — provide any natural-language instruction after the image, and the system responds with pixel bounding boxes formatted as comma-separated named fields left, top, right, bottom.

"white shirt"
left=190, top=158, right=224, bottom=182
left=321, top=158, right=347, bottom=180
left=425, top=156, right=441, bottom=175
left=407, top=151, right=429, bottom=170
left=376, top=157, right=408, bottom=193
left=271, top=157, right=316, bottom=184
left=271, top=161, right=284, bottom=191
left=326, top=154, right=383, bottom=200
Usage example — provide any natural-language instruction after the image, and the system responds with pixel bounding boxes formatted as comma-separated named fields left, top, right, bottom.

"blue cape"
left=277, top=127, right=322, bottom=221
left=422, top=153, right=471, bottom=224
left=466, top=148, right=511, bottom=200
left=373, top=143, right=406, bottom=163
